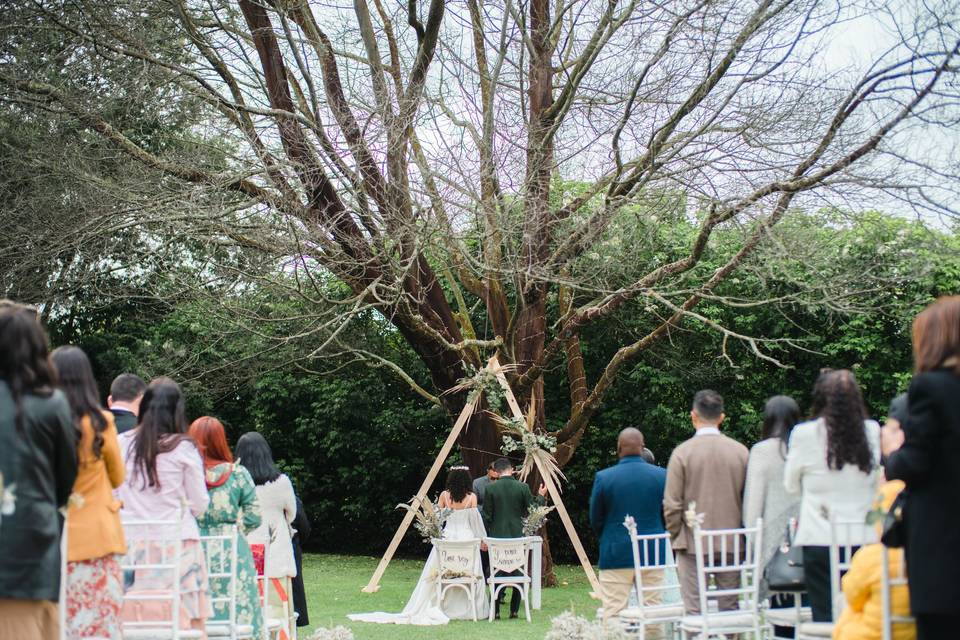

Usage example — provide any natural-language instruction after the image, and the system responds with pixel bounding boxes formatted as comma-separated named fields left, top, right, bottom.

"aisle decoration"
left=522, top=504, right=557, bottom=537
left=395, top=496, right=451, bottom=544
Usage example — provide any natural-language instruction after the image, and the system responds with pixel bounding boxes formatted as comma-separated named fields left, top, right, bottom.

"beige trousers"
left=676, top=550, right=740, bottom=615
left=599, top=568, right=666, bottom=639
left=0, top=599, right=58, bottom=640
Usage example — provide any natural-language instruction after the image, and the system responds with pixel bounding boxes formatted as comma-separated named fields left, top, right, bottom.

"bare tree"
left=3, top=0, right=959, bottom=575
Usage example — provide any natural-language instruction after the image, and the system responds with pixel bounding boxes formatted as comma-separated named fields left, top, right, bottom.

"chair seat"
left=798, top=621, right=835, bottom=637
left=487, top=576, right=531, bottom=585
left=122, top=629, right=205, bottom=640
left=680, top=611, right=759, bottom=630
left=767, top=606, right=812, bottom=626
left=207, top=622, right=255, bottom=638
left=441, top=576, right=482, bottom=584
left=619, top=604, right=685, bottom=621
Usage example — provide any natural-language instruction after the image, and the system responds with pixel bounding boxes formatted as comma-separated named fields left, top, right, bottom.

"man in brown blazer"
left=663, top=389, right=749, bottom=615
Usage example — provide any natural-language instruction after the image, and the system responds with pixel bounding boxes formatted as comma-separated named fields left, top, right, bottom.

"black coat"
left=291, top=496, right=311, bottom=626
left=885, top=368, right=960, bottom=615
left=0, top=382, right=78, bottom=601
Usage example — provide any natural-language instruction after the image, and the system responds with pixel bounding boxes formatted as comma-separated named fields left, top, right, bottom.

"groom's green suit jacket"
left=482, top=475, right=539, bottom=538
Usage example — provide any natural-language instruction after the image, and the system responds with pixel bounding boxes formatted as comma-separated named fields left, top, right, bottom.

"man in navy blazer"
left=589, top=428, right=667, bottom=629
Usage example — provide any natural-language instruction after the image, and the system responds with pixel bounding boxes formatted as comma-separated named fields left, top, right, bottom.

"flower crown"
left=449, top=465, right=470, bottom=471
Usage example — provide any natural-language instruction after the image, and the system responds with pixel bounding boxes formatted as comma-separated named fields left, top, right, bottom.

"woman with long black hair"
left=784, top=369, right=881, bottom=622
left=115, top=377, right=211, bottom=635
left=51, top=346, right=126, bottom=640
left=235, top=432, right=297, bottom=635
left=0, top=302, right=77, bottom=640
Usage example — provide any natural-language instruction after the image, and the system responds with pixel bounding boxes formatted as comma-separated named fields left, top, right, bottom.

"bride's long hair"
left=445, top=467, right=473, bottom=503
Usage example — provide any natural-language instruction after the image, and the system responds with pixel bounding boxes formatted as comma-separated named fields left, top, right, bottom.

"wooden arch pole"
left=360, top=370, right=486, bottom=593
left=490, top=356, right=601, bottom=596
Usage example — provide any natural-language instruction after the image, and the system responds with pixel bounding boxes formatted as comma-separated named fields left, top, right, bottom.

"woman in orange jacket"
left=52, top=347, right=127, bottom=640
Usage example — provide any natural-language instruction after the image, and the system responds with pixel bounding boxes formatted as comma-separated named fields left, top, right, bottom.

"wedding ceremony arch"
left=362, top=355, right=600, bottom=595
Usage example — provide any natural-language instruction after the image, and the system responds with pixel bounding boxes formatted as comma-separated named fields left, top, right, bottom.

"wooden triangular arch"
left=362, top=355, right=600, bottom=595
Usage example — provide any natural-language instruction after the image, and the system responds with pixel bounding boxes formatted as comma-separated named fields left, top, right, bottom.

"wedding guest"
left=107, top=373, right=146, bottom=434
left=236, top=432, right=297, bottom=635
left=784, top=369, right=880, bottom=622
left=742, top=395, right=802, bottom=600
left=663, top=389, right=748, bottom=615
left=886, top=296, right=960, bottom=640
left=52, top=346, right=126, bottom=639
left=116, top=378, right=211, bottom=635
left=472, top=460, right=499, bottom=507
left=0, top=302, right=77, bottom=640
left=834, top=401, right=915, bottom=640
left=589, top=428, right=667, bottom=633
left=880, top=394, right=907, bottom=466
left=189, top=417, right=263, bottom=639
left=483, top=458, right=547, bottom=619
left=291, top=496, right=311, bottom=628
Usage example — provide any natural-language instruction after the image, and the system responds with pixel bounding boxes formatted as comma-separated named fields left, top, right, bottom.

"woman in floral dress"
left=189, top=417, right=263, bottom=638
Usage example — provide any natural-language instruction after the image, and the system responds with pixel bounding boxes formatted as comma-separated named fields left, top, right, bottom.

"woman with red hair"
left=189, top=417, right=263, bottom=638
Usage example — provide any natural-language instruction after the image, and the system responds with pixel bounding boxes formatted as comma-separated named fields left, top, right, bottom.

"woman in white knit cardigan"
left=236, top=432, right=298, bottom=634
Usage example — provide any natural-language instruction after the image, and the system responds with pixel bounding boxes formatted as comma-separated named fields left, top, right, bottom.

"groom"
left=482, top=458, right=547, bottom=619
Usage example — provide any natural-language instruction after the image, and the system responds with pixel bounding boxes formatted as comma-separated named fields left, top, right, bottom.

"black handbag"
left=764, top=523, right=805, bottom=592
left=881, top=490, right=908, bottom=548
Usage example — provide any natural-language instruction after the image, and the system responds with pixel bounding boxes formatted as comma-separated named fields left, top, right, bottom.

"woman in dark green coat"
left=0, top=302, right=78, bottom=640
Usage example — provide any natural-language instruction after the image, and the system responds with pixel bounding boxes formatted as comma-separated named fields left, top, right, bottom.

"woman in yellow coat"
left=52, top=346, right=127, bottom=640
left=833, top=479, right=914, bottom=640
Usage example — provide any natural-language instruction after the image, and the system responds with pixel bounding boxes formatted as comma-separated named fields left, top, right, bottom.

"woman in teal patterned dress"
left=189, top=417, right=263, bottom=638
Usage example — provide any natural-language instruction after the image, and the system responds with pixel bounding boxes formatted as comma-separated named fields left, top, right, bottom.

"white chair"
left=202, top=526, right=255, bottom=639
left=619, top=517, right=684, bottom=638
left=433, top=538, right=484, bottom=622
left=880, top=546, right=914, bottom=640
left=120, top=514, right=203, bottom=639
left=485, top=537, right=533, bottom=622
left=797, top=517, right=868, bottom=640
left=251, top=527, right=290, bottom=640
left=679, top=519, right=763, bottom=640
left=765, top=593, right=812, bottom=639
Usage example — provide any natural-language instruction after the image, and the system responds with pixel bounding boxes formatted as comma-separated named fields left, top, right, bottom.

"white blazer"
left=783, top=418, right=881, bottom=546
left=247, top=474, right=297, bottom=578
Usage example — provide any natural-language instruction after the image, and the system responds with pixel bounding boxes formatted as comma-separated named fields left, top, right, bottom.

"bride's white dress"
left=348, top=508, right=490, bottom=625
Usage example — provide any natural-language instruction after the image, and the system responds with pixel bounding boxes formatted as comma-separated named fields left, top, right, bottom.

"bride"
left=349, top=467, right=489, bottom=625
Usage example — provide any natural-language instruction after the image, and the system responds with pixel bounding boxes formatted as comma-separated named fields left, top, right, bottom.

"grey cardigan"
left=742, top=438, right=800, bottom=599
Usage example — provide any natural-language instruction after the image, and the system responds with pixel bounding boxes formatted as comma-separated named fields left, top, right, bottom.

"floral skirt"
left=66, top=554, right=123, bottom=639
left=121, top=539, right=212, bottom=631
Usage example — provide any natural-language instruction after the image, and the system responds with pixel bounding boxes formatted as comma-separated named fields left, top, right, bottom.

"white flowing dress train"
left=348, top=508, right=489, bottom=625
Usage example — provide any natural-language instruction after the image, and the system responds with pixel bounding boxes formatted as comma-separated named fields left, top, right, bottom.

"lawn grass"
left=300, top=553, right=596, bottom=639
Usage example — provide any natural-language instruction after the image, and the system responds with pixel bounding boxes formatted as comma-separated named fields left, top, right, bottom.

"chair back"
left=486, top=537, right=531, bottom=578
left=200, top=526, right=240, bottom=636
left=433, top=538, right=482, bottom=580
left=880, top=546, right=914, bottom=640
left=623, top=517, right=679, bottom=613
left=829, top=516, right=866, bottom=621
left=119, top=510, right=187, bottom=639
left=691, top=519, right=763, bottom=621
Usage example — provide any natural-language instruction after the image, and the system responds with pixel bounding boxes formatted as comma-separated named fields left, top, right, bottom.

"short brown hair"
left=912, top=296, right=960, bottom=374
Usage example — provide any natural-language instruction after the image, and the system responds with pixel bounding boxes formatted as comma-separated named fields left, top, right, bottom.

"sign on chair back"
left=120, top=508, right=204, bottom=639
left=619, top=517, right=684, bottom=637
left=679, top=519, right=763, bottom=640
left=485, top=537, right=533, bottom=622
left=433, top=538, right=484, bottom=622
